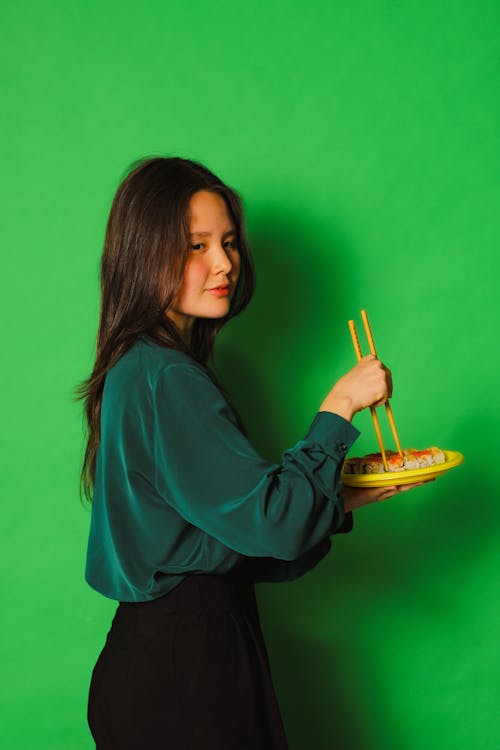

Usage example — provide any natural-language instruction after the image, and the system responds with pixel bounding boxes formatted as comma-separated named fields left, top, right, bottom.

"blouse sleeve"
left=152, top=362, right=360, bottom=561
left=235, top=513, right=353, bottom=583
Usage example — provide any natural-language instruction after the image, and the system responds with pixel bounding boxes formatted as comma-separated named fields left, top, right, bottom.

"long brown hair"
left=74, top=156, right=256, bottom=503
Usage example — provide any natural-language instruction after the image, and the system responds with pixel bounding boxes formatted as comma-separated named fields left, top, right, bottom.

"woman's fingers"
left=341, top=478, right=436, bottom=511
left=371, top=360, right=392, bottom=406
left=378, top=478, right=436, bottom=499
left=384, top=366, right=393, bottom=399
left=395, top=479, right=435, bottom=492
left=375, top=486, right=398, bottom=501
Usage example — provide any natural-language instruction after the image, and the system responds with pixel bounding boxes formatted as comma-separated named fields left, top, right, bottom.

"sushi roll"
left=413, top=449, right=434, bottom=468
left=343, top=457, right=360, bottom=474
left=430, top=446, right=446, bottom=465
left=342, top=446, right=446, bottom=476
left=360, top=453, right=386, bottom=473
left=402, top=449, right=421, bottom=470
left=387, top=452, right=404, bottom=472
left=402, top=449, right=432, bottom=469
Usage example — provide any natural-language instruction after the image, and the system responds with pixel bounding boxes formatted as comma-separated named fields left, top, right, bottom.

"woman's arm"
left=152, top=362, right=360, bottom=561
left=234, top=512, right=353, bottom=583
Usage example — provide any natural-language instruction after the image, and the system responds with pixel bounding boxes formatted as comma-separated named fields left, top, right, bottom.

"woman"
left=77, top=156, right=421, bottom=749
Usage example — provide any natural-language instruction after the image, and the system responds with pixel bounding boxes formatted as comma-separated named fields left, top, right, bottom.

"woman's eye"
left=191, top=240, right=238, bottom=252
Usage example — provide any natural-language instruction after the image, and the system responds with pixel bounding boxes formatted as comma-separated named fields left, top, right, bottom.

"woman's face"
left=166, top=190, right=241, bottom=343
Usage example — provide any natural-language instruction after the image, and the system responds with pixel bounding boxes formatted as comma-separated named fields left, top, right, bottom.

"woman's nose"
left=212, top=245, right=233, bottom=274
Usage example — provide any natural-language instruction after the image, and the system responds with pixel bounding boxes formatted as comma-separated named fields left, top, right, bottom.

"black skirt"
left=88, top=568, right=289, bottom=749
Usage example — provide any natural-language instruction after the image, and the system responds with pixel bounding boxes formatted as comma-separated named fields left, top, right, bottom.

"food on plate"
left=343, top=447, right=446, bottom=475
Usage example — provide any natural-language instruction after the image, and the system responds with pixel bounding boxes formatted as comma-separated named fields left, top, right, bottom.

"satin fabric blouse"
left=85, top=336, right=360, bottom=602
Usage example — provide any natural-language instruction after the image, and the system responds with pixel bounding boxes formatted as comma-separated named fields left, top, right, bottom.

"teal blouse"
left=85, top=336, right=360, bottom=602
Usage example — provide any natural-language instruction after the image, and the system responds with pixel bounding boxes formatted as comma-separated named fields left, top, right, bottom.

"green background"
left=2, top=1, right=499, bottom=748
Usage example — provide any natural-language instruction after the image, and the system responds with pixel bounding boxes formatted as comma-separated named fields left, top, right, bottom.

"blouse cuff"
left=333, top=510, right=354, bottom=534
left=304, top=411, right=360, bottom=461
left=299, top=411, right=359, bottom=536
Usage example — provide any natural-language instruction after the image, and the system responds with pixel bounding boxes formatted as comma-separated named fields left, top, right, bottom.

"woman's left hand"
left=341, top=479, right=435, bottom=512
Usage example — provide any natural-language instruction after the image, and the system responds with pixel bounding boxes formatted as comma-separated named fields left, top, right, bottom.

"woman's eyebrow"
left=189, top=229, right=237, bottom=238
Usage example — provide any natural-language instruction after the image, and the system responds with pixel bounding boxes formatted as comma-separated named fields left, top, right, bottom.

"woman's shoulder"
left=104, top=335, right=243, bottom=432
left=106, top=335, right=207, bottom=392
left=135, top=335, right=201, bottom=369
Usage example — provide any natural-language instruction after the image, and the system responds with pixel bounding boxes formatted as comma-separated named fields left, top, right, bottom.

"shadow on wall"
left=215, top=205, right=370, bottom=749
left=214, top=207, right=495, bottom=749
left=214, top=201, right=355, bottom=459
left=264, top=634, right=373, bottom=750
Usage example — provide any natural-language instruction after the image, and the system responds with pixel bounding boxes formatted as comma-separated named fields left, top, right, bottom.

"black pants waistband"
left=117, top=569, right=255, bottom=619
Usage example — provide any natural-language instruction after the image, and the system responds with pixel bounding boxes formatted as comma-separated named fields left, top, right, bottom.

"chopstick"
left=348, top=319, right=389, bottom=472
left=360, top=310, right=403, bottom=458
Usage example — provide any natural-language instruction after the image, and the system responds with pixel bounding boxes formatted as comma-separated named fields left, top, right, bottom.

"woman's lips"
left=207, top=286, right=230, bottom=297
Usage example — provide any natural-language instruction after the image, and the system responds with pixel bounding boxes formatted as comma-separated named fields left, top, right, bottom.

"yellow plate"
left=340, top=450, right=464, bottom=488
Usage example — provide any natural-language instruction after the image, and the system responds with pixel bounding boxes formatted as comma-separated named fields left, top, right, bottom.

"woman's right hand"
left=341, top=479, right=434, bottom=512
left=319, top=355, right=392, bottom=421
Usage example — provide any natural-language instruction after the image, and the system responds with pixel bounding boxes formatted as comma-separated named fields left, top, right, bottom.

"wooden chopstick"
left=360, top=309, right=403, bottom=458
left=348, top=319, right=389, bottom=472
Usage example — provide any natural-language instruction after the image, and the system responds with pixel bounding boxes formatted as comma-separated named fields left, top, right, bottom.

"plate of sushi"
left=342, top=310, right=464, bottom=488
left=341, top=447, right=464, bottom=488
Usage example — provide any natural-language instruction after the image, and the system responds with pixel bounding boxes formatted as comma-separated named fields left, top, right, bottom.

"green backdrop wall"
left=2, top=1, right=498, bottom=748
